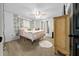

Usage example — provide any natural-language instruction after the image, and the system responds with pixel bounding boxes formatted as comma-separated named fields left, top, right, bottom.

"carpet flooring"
left=3, top=37, right=56, bottom=56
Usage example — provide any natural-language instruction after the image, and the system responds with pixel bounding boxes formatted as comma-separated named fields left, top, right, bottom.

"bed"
left=19, top=27, right=45, bottom=42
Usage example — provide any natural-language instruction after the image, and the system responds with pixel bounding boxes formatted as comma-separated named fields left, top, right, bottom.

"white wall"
left=0, top=3, right=3, bottom=56
left=4, top=11, right=16, bottom=42
left=0, top=4, right=3, bottom=37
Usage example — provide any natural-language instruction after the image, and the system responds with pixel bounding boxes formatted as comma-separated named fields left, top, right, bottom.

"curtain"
left=13, top=15, right=23, bottom=37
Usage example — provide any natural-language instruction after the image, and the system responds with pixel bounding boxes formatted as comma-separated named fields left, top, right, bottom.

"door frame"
left=0, top=3, right=4, bottom=56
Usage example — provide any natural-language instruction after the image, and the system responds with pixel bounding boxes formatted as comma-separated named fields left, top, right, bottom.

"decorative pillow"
left=27, top=28, right=32, bottom=31
left=35, top=28, right=40, bottom=30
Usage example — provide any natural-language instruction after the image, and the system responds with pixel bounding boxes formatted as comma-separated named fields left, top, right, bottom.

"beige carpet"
left=3, top=37, right=55, bottom=56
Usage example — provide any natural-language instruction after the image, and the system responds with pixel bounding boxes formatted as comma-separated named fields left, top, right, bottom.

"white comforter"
left=19, top=28, right=45, bottom=42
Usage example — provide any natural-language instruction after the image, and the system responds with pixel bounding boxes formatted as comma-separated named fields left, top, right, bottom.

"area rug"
left=39, top=40, right=53, bottom=48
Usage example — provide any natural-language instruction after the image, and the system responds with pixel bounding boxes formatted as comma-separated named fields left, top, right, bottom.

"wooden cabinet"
left=54, top=15, right=70, bottom=56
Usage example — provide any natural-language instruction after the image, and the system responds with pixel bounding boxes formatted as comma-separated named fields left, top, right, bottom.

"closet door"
left=54, top=15, right=70, bottom=55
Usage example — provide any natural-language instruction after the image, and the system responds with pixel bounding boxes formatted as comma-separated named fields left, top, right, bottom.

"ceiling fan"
left=32, top=8, right=47, bottom=19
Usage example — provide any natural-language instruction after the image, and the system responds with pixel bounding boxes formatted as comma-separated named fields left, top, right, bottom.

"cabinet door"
left=54, top=15, right=70, bottom=55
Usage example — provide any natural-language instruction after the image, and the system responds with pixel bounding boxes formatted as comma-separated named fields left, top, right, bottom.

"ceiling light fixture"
left=32, top=8, right=47, bottom=19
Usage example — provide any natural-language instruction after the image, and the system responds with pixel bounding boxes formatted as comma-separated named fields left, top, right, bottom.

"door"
left=70, top=3, right=79, bottom=56
left=54, top=15, right=70, bottom=55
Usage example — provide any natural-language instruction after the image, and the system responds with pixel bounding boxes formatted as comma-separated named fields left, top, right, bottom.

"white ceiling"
left=4, top=3, right=64, bottom=19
